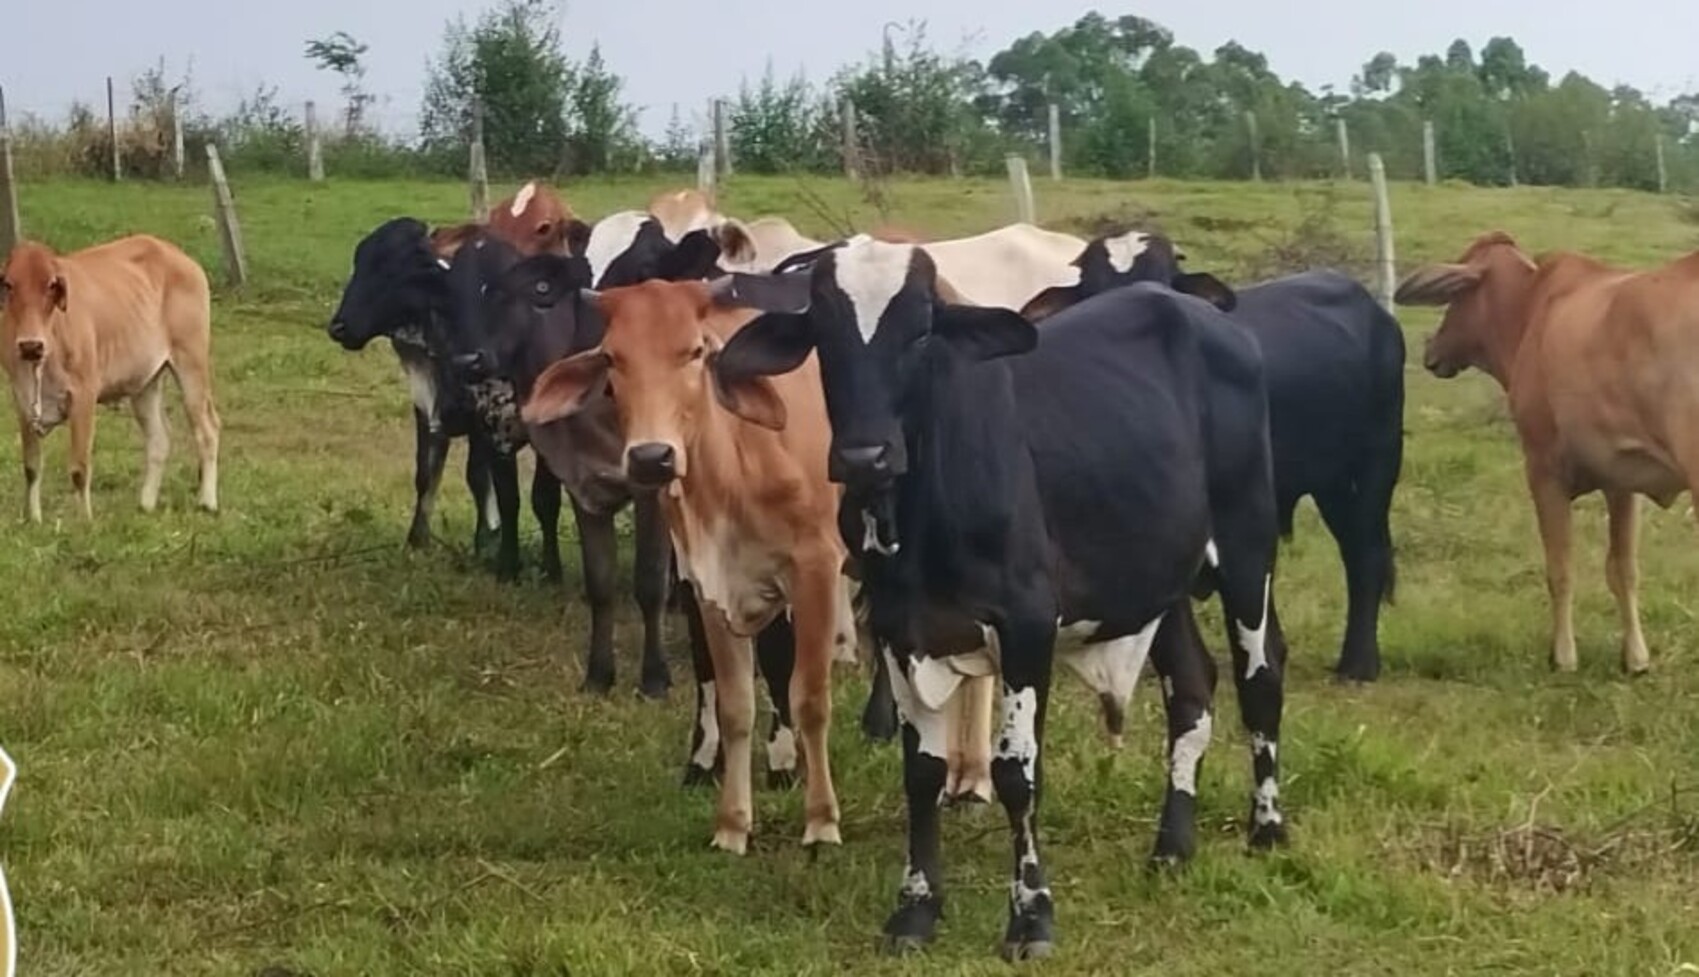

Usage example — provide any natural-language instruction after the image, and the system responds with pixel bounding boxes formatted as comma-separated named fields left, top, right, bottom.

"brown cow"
left=0, top=236, right=219, bottom=521
left=522, top=278, right=850, bottom=854
left=487, top=180, right=577, bottom=256
left=1397, top=231, right=1699, bottom=674
left=647, top=188, right=720, bottom=242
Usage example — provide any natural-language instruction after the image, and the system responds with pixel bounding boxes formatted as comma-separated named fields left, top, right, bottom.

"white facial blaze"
left=1058, top=613, right=1163, bottom=709
left=1170, top=711, right=1213, bottom=795
left=1103, top=231, right=1152, bottom=274
left=997, top=687, right=1040, bottom=785
left=510, top=181, right=537, bottom=218
left=1238, top=574, right=1272, bottom=679
left=834, top=241, right=916, bottom=344
left=585, top=211, right=649, bottom=287
left=692, top=681, right=720, bottom=770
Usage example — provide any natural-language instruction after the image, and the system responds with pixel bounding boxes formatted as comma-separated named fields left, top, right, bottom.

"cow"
left=486, top=180, right=576, bottom=256
left=705, top=240, right=1288, bottom=959
left=520, top=275, right=857, bottom=857
left=327, top=217, right=561, bottom=583
left=0, top=236, right=220, bottom=520
left=1396, top=232, right=1699, bottom=674
left=647, top=188, right=721, bottom=243
left=1023, top=235, right=1405, bottom=682
left=713, top=217, right=825, bottom=274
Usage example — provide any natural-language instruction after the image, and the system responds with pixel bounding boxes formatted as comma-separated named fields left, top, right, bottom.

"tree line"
left=10, top=1, right=1698, bottom=192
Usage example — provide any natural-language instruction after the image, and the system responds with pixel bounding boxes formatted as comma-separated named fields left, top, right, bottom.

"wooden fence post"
left=1368, top=153, right=1395, bottom=312
left=1147, top=116, right=1157, bottom=179
left=1505, top=128, right=1519, bottom=188
left=840, top=99, right=859, bottom=179
left=712, top=98, right=731, bottom=179
left=205, top=145, right=248, bottom=287
left=305, top=101, right=324, bottom=182
left=696, top=139, right=716, bottom=195
left=1245, top=111, right=1262, bottom=182
left=468, top=100, right=489, bottom=222
left=0, top=86, right=20, bottom=256
left=106, top=76, right=121, bottom=181
left=1006, top=154, right=1035, bottom=224
left=1336, top=117, right=1351, bottom=179
left=1047, top=103, right=1062, bottom=180
left=171, top=92, right=185, bottom=180
left=1656, top=134, right=1668, bottom=194
left=1423, top=120, right=1437, bottom=185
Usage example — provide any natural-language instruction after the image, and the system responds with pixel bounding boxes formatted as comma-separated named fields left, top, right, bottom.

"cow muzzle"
left=626, top=441, right=680, bottom=487
left=1422, top=336, right=1461, bottom=379
left=829, top=442, right=903, bottom=490
left=15, top=340, right=45, bottom=363
left=452, top=350, right=492, bottom=381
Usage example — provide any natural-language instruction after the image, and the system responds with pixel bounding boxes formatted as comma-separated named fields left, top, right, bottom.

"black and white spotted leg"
left=407, top=409, right=449, bottom=549
left=1218, top=568, right=1289, bottom=849
left=1150, top=603, right=1217, bottom=866
left=753, top=613, right=798, bottom=790
left=879, top=644, right=950, bottom=955
left=990, top=611, right=1058, bottom=962
left=678, top=583, right=722, bottom=788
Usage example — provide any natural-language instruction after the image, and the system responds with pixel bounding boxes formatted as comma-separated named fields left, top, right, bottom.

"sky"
left=4, top=0, right=1697, bottom=138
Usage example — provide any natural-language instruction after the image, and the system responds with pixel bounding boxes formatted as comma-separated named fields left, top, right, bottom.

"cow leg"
left=530, top=463, right=564, bottom=583
left=677, top=581, right=723, bottom=787
left=18, top=415, right=42, bottom=523
left=1529, top=474, right=1578, bottom=671
left=633, top=492, right=673, bottom=698
left=67, top=393, right=96, bottom=520
left=169, top=363, right=220, bottom=513
left=1215, top=567, right=1290, bottom=849
left=572, top=498, right=618, bottom=695
left=945, top=673, right=994, bottom=806
left=990, top=610, right=1058, bottom=961
left=753, top=613, right=798, bottom=790
left=1150, top=603, right=1217, bottom=865
left=465, top=438, right=495, bottom=558
left=407, top=412, right=449, bottom=549
left=703, top=613, right=757, bottom=854
left=1605, top=489, right=1651, bottom=675
left=130, top=375, right=170, bottom=513
left=862, top=647, right=899, bottom=742
left=879, top=645, right=950, bottom=954
left=789, top=556, right=843, bottom=847
left=488, top=445, right=521, bottom=582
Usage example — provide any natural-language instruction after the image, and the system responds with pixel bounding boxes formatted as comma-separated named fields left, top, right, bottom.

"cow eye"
left=689, top=344, right=707, bottom=361
left=534, top=280, right=551, bottom=296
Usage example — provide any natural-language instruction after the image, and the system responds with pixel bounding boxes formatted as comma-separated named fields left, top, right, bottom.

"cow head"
left=488, top=180, right=591, bottom=257
left=705, top=240, right=1036, bottom=496
left=584, top=212, right=725, bottom=290
left=521, top=279, right=786, bottom=489
left=0, top=243, right=69, bottom=371
left=1020, top=230, right=1235, bottom=320
left=328, top=218, right=446, bottom=350
left=451, top=247, right=598, bottom=391
left=1395, top=231, right=1533, bottom=381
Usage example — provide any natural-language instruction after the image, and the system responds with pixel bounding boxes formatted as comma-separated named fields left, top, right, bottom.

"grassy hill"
left=2, top=173, right=1698, bottom=975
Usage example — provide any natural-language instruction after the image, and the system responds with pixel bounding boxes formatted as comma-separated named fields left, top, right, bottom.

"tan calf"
left=523, top=279, right=849, bottom=854
left=1399, top=232, right=1699, bottom=673
left=0, top=236, right=219, bottom=520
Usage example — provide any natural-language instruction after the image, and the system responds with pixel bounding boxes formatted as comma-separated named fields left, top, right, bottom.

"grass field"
left=3, top=171, right=1699, bottom=976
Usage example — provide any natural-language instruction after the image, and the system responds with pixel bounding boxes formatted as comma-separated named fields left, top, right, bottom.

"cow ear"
left=658, top=230, right=723, bottom=281
left=715, top=312, right=815, bottom=379
left=563, top=219, right=593, bottom=257
left=1395, top=262, right=1482, bottom=306
left=429, top=222, right=481, bottom=260
left=710, top=271, right=812, bottom=314
left=1018, top=285, right=1083, bottom=322
left=709, top=364, right=788, bottom=431
left=49, top=276, right=67, bottom=312
left=934, top=304, right=1037, bottom=361
left=1174, top=272, right=1236, bottom=312
left=522, top=349, right=610, bottom=425
left=712, top=219, right=757, bottom=266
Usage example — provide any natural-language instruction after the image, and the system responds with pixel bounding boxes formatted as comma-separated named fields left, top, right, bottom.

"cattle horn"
left=1394, top=262, right=1483, bottom=307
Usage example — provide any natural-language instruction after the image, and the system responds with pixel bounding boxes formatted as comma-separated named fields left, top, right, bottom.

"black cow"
left=448, top=212, right=806, bottom=774
left=1025, top=237, right=1405, bottom=681
left=712, top=241, right=1288, bottom=960
left=327, top=218, right=562, bottom=583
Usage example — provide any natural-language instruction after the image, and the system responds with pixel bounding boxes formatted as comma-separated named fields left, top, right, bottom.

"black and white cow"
left=711, top=240, right=1288, bottom=960
left=446, top=213, right=810, bottom=772
left=1026, top=240, right=1405, bottom=682
left=327, top=217, right=562, bottom=582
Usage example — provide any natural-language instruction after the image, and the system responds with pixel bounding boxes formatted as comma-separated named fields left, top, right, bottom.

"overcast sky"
left=5, top=0, right=1696, bottom=137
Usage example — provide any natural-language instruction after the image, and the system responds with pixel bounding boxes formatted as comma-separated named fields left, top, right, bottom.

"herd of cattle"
left=0, top=179, right=1695, bottom=960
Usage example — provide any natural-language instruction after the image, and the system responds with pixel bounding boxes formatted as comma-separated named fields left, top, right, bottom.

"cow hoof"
left=638, top=672, right=672, bottom=701
left=1001, top=939, right=1054, bottom=962
left=766, top=768, right=797, bottom=791
left=1001, top=903, right=1055, bottom=962
left=580, top=672, right=615, bottom=697
left=881, top=898, right=942, bottom=956
left=1333, top=660, right=1380, bottom=683
left=406, top=527, right=431, bottom=550
left=495, top=563, right=520, bottom=584
left=802, top=821, right=842, bottom=848
left=1623, top=661, right=1652, bottom=678
left=1248, top=820, right=1289, bottom=850
left=542, top=563, right=564, bottom=584
left=711, top=828, right=749, bottom=855
left=681, top=763, right=718, bottom=788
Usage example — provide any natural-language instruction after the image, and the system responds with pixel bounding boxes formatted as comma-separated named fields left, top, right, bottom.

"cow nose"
left=327, top=320, right=349, bottom=342
left=16, top=340, right=44, bottom=362
left=831, top=444, right=891, bottom=486
left=452, top=351, right=488, bottom=379
left=627, top=442, right=677, bottom=485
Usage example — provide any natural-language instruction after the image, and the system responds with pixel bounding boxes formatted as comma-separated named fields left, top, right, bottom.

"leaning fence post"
left=1336, top=117, right=1351, bottom=180
left=1368, top=153, right=1395, bottom=312
left=0, top=86, right=20, bottom=256
left=170, top=92, right=185, bottom=181
left=1047, top=103, right=1062, bottom=180
left=1147, top=116, right=1157, bottom=179
left=205, top=144, right=248, bottom=287
left=840, top=99, right=860, bottom=179
left=1423, top=119, right=1437, bottom=186
left=696, top=139, right=716, bottom=195
left=1245, top=111, right=1262, bottom=182
left=1656, top=134, right=1669, bottom=194
left=106, top=76, right=121, bottom=181
left=468, top=100, right=489, bottom=222
left=712, top=98, right=731, bottom=179
left=1006, top=154, right=1035, bottom=224
left=305, top=100, right=324, bottom=182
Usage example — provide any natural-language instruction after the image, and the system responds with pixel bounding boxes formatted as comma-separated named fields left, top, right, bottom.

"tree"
left=419, top=0, right=574, bottom=177
left=729, top=65, right=825, bottom=173
left=657, top=104, right=697, bottom=171
left=567, top=44, right=638, bottom=174
left=305, top=32, right=374, bottom=137
left=1358, top=52, right=1398, bottom=96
